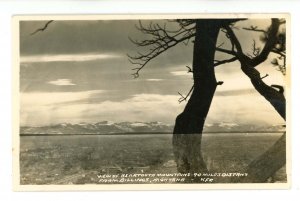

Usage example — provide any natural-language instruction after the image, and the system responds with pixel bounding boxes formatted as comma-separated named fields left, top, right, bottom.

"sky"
left=19, top=18, right=286, bottom=126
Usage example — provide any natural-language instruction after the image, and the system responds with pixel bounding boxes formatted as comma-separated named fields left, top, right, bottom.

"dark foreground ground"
left=19, top=133, right=286, bottom=184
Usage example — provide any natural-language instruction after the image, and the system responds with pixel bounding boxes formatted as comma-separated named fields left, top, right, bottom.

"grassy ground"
left=19, top=133, right=286, bottom=184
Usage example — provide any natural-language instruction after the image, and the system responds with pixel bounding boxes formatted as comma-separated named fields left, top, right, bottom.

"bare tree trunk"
left=173, top=20, right=221, bottom=175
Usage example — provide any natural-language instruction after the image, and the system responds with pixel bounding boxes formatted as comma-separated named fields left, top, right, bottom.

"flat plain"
left=19, top=133, right=286, bottom=184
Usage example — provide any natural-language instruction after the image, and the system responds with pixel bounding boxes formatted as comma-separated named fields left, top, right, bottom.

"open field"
left=19, top=133, right=286, bottom=184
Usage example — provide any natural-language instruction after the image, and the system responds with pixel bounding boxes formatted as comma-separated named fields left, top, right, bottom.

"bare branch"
left=224, top=19, right=280, bottom=66
left=223, top=24, right=245, bottom=59
left=128, top=20, right=196, bottom=77
left=215, top=47, right=236, bottom=56
left=272, top=48, right=286, bottom=57
left=243, top=26, right=267, bottom=34
left=214, top=57, right=238, bottom=67
left=186, top=66, right=193, bottom=73
left=216, top=42, right=224, bottom=48
left=252, top=39, right=261, bottom=57
left=224, top=18, right=286, bottom=119
left=30, top=20, right=53, bottom=36
left=178, top=85, right=194, bottom=103
left=279, top=19, right=286, bottom=25
left=271, top=57, right=286, bottom=75
left=128, top=19, right=246, bottom=77
left=216, top=28, right=237, bottom=56
left=250, top=19, right=281, bottom=65
left=261, top=74, right=269, bottom=79
left=241, top=63, right=285, bottom=119
left=246, top=40, right=261, bottom=59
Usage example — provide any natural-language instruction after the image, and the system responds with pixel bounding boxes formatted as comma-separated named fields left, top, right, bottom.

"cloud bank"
left=48, top=79, right=76, bottom=86
left=20, top=53, right=121, bottom=63
left=20, top=91, right=284, bottom=127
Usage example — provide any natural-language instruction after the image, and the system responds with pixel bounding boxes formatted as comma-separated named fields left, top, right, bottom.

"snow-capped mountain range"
left=20, top=121, right=285, bottom=135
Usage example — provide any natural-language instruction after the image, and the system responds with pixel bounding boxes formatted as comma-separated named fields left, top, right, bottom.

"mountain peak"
left=20, top=121, right=285, bottom=135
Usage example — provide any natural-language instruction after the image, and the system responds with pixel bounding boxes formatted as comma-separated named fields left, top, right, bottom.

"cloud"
left=20, top=93, right=185, bottom=126
left=48, top=79, right=76, bottom=86
left=21, top=90, right=105, bottom=107
left=170, top=71, right=192, bottom=76
left=206, top=93, right=284, bottom=126
left=146, top=79, right=163, bottom=82
left=20, top=89, right=285, bottom=127
left=215, top=88, right=256, bottom=96
left=20, top=53, right=122, bottom=63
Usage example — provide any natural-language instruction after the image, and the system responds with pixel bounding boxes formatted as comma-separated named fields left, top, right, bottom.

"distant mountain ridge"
left=20, top=121, right=285, bottom=135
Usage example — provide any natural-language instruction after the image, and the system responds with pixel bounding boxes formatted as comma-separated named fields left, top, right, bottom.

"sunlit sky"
left=19, top=18, right=286, bottom=126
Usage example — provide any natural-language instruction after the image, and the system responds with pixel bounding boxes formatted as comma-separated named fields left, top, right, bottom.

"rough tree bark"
left=173, top=20, right=222, bottom=174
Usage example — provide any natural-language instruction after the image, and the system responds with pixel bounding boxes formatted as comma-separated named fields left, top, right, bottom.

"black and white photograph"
left=13, top=14, right=290, bottom=190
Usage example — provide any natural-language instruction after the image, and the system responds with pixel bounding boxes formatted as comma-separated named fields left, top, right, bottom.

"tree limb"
left=186, top=65, right=193, bottom=73
left=243, top=26, right=268, bottom=34
left=223, top=24, right=249, bottom=62
left=214, top=57, right=238, bottom=67
left=30, top=20, right=53, bottom=36
left=128, top=20, right=196, bottom=78
left=224, top=19, right=281, bottom=66
left=178, top=85, right=194, bottom=103
left=215, top=47, right=236, bottom=56
left=128, top=19, right=245, bottom=78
